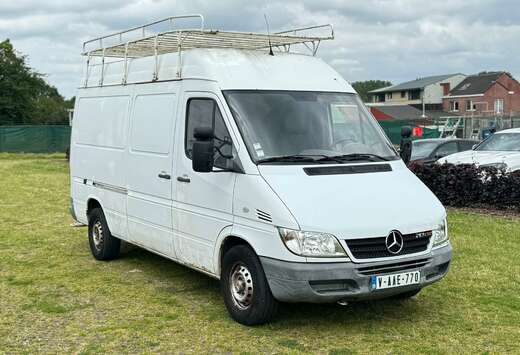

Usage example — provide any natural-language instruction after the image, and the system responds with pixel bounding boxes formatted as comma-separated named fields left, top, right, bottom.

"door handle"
left=177, top=175, right=191, bottom=183
left=158, top=172, right=171, bottom=180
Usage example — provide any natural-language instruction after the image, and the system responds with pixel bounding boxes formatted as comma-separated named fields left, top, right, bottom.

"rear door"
left=126, top=83, right=179, bottom=257
left=173, top=90, right=236, bottom=273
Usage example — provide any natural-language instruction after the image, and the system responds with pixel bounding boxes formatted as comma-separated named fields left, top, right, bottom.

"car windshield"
left=476, top=133, right=520, bottom=152
left=411, top=140, right=442, bottom=160
left=223, top=91, right=398, bottom=164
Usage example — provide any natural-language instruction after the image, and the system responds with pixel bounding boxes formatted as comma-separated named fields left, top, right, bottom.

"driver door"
left=173, top=92, right=236, bottom=273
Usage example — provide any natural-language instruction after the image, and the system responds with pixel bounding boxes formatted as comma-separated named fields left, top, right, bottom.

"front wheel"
left=221, top=245, right=278, bottom=325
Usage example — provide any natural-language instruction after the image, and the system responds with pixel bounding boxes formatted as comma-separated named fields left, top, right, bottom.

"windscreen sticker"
left=253, top=143, right=264, bottom=157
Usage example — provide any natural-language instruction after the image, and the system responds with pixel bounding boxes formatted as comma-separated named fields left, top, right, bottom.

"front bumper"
left=260, top=244, right=452, bottom=303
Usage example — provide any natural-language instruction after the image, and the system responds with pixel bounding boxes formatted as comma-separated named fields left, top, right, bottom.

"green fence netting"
left=0, top=122, right=438, bottom=153
left=0, top=125, right=71, bottom=153
left=379, top=121, right=440, bottom=145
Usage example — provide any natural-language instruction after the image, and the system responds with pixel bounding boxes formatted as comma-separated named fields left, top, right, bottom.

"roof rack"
left=81, top=15, right=334, bottom=85
left=83, top=15, right=334, bottom=58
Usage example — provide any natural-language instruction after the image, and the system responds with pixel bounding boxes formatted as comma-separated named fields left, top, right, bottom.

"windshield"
left=476, top=133, right=520, bottom=152
left=223, top=91, right=398, bottom=163
left=411, top=140, right=442, bottom=160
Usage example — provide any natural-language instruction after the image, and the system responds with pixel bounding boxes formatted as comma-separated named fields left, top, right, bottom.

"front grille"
left=357, top=258, right=430, bottom=276
left=345, top=231, right=431, bottom=259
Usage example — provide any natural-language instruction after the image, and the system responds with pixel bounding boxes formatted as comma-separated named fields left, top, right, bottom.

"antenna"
left=264, top=14, right=274, bottom=56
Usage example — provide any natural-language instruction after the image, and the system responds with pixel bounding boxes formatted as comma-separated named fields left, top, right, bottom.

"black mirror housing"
left=192, top=140, right=214, bottom=173
left=192, top=126, right=215, bottom=173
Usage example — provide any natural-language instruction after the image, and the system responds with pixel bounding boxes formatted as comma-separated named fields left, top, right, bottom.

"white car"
left=440, top=128, right=520, bottom=171
left=70, top=15, right=451, bottom=325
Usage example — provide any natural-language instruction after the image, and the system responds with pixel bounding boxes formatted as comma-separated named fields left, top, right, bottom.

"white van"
left=70, top=16, right=452, bottom=325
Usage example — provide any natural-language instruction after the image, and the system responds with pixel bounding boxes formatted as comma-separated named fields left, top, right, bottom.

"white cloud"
left=1, top=0, right=519, bottom=98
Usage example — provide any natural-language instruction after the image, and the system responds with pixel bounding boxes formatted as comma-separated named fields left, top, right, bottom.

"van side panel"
left=71, top=93, right=131, bottom=238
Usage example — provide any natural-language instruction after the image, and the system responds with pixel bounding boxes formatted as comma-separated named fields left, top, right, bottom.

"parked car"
left=411, top=138, right=478, bottom=164
left=70, top=16, right=452, bottom=326
left=441, top=128, right=520, bottom=171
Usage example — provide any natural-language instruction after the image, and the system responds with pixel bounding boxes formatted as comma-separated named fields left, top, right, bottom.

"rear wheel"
left=221, top=245, right=277, bottom=325
left=87, top=207, right=120, bottom=261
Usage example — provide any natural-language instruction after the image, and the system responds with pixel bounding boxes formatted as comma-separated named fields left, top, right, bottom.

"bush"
left=409, top=162, right=520, bottom=210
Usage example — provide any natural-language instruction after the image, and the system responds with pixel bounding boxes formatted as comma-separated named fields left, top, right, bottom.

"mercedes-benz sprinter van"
left=70, top=16, right=452, bottom=325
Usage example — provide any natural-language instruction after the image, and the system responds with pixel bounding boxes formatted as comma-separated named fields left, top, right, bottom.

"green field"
left=1, top=154, right=519, bottom=354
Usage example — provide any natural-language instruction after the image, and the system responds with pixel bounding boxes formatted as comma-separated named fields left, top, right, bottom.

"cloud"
left=1, top=0, right=519, bottom=97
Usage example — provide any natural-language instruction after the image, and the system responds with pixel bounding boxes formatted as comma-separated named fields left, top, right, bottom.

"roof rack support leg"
left=153, top=35, right=159, bottom=81
left=84, top=53, right=91, bottom=88
left=99, top=48, right=105, bottom=87
left=313, top=41, right=321, bottom=56
left=122, top=43, right=129, bottom=85
left=176, top=33, right=183, bottom=79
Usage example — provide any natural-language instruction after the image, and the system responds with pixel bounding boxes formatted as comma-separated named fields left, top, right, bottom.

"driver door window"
left=185, top=98, right=232, bottom=169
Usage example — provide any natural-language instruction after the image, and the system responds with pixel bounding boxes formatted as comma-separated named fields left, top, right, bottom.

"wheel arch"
left=215, top=230, right=259, bottom=278
left=86, top=197, right=103, bottom=216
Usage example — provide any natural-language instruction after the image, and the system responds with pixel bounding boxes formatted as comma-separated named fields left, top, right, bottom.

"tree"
left=351, top=80, right=392, bottom=103
left=0, top=39, right=69, bottom=125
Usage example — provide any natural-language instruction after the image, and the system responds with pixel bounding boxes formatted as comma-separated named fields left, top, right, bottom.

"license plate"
left=370, top=271, right=421, bottom=290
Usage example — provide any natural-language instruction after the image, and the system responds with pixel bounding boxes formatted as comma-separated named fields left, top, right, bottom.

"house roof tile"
left=448, top=72, right=505, bottom=96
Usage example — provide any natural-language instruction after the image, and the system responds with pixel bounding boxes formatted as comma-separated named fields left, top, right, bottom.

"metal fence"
left=0, top=125, right=71, bottom=153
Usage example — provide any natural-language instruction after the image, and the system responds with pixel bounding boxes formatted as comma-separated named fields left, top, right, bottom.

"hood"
left=442, top=150, right=520, bottom=170
left=258, top=161, right=445, bottom=239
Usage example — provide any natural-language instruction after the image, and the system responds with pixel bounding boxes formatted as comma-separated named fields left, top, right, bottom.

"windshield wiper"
left=257, top=155, right=321, bottom=164
left=318, top=153, right=390, bottom=162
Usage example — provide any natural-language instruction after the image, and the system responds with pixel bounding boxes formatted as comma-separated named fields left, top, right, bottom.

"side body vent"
left=256, top=209, right=273, bottom=223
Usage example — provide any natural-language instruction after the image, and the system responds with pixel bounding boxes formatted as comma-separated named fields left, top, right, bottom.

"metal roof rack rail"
left=81, top=15, right=334, bottom=85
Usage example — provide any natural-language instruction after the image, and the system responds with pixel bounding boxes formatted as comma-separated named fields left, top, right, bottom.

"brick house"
left=442, top=72, right=520, bottom=117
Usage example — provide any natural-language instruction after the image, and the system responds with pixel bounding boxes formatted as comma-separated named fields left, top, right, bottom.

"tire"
left=87, top=207, right=121, bottom=261
left=392, top=288, right=421, bottom=300
left=221, top=245, right=278, bottom=325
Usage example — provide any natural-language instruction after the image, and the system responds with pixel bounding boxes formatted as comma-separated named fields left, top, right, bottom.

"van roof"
left=80, top=15, right=354, bottom=93
left=83, top=48, right=355, bottom=93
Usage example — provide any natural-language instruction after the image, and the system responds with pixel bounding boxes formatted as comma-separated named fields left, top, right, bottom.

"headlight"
left=278, top=227, right=347, bottom=258
left=432, top=220, right=449, bottom=247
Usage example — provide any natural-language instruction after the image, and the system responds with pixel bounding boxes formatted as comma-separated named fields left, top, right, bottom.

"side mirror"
left=192, top=127, right=214, bottom=173
left=472, top=144, right=478, bottom=150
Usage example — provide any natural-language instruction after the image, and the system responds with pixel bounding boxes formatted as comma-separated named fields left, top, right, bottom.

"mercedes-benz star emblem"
left=385, top=230, right=404, bottom=254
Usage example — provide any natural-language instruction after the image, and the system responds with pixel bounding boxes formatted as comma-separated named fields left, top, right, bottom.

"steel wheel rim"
left=229, top=263, right=254, bottom=310
left=92, top=221, right=104, bottom=251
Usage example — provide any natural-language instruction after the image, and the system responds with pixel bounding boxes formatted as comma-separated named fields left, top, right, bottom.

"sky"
left=1, top=0, right=519, bottom=98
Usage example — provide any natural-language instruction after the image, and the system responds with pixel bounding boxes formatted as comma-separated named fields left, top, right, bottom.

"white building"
left=369, top=74, right=466, bottom=109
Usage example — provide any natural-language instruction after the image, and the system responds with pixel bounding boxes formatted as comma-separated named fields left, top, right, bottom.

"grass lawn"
left=1, top=153, right=519, bottom=354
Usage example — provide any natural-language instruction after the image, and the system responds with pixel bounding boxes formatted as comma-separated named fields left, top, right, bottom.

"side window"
left=185, top=98, right=232, bottom=169
left=459, top=141, right=474, bottom=151
left=435, top=142, right=458, bottom=157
